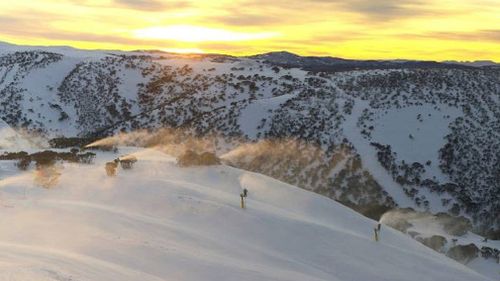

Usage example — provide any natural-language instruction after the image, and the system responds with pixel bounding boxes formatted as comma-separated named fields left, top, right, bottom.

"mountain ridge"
left=1, top=40, right=498, bottom=66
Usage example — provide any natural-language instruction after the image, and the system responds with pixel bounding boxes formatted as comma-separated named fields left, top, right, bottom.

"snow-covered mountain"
left=0, top=148, right=494, bottom=280
left=0, top=42, right=498, bottom=239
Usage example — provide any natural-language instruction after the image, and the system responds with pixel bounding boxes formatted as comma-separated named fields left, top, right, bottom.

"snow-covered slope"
left=381, top=208, right=500, bottom=280
left=0, top=148, right=493, bottom=281
left=0, top=42, right=498, bottom=253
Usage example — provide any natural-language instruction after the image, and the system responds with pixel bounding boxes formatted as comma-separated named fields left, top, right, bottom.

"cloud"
left=316, top=0, right=438, bottom=20
left=113, top=0, right=190, bottom=11
left=240, top=0, right=434, bottom=21
left=350, top=0, right=424, bottom=18
left=400, top=30, right=500, bottom=43
left=208, top=13, right=281, bottom=26
left=436, top=30, right=500, bottom=42
left=133, top=25, right=279, bottom=42
left=309, top=32, right=370, bottom=42
left=0, top=16, right=181, bottom=48
left=0, top=13, right=62, bottom=35
left=0, top=0, right=498, bottom=61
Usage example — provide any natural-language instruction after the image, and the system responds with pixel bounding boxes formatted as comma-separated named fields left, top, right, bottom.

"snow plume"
left=379, top=208, right=429, bottom=233
left=85, top=130, right=152, bottom=148
left=220, top=139, right=401, bottom=223
left=222, top=138, right=332, bottom=161
left=219, top=138, right=374, bottom=207
left=33, top=164, right=63, bottom=189
left=380, top=208, right=472, bottom=237
left=86, top=128, right=238, bottom=157
left=0, top=120, right=45, bottom=150
left=1, top=148, right=150, bottom=198
left=0, top=165, right=62, bottom=203
left=220, top=138, right=356, bottom=182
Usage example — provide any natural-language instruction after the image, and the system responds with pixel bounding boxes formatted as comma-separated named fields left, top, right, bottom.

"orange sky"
left=0, top=0, right=498, bottom=60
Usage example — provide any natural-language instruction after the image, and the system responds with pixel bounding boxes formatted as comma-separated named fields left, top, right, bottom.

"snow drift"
left=0, top=148, right=492, bottom=281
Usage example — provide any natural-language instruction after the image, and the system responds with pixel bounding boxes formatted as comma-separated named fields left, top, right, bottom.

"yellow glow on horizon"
left=161, top=47, right=205, bottom=54
left=133, top=25, right=279, bottom=42
left=0, top=0, right=498, bottom=61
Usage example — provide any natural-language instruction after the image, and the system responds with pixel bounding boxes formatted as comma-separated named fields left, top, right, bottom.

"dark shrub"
left=199, top=152, right=221, bottom=166
left=120, top=156, right=138, bottom=170
left=49, top=137, right=98, bottom=148
left=485, top=229, right=500, bottom=240
left=78, top=152, right=96, bottom=164
left=16, top=157, right=31, bottom=170
left=86, top=144, right=118, bottom=153
left=2, top=150, right=97, bottom=168
left=177, top=150, right=220, bottom=167
left=447, top=244, right=479, bottom=264
left=31, top=150, right=59, bottom=168
left=177, top=150, right=199, bottom=167
left=0, top=151, right=28, bottom=160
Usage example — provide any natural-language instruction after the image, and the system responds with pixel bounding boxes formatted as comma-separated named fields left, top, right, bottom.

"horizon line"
left=0, top=40, right=498, bottom=64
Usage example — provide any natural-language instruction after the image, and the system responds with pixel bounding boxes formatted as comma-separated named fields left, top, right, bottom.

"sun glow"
left=161, top=47, right=205, bottom=54
left=0, top=0, right=498, bottom=60
left=133, top=25, right=279, bottom=42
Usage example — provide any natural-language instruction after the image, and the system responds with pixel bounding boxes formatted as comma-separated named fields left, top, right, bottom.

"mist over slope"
left=0, top=148, right=493, bottom=281
left=0, top=119, right=35, bottom=150
left=0, top=42, right=498, bottom=235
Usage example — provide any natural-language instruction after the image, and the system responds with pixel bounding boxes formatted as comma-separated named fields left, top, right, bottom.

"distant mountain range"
left=249, top=51, right=499, bottom=72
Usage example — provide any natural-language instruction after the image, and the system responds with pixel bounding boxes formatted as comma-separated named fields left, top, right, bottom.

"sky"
left=0, top=0, right=498, bottom=60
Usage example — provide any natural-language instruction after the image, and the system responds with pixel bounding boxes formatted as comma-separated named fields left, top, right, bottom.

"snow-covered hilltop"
left=0, top=43, right=498, bottom=242
left=0, top=148, right=493, bottom=281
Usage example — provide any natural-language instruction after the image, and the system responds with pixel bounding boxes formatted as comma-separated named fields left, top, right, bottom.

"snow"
left=0, top=42, right=498, bottom=280
left=370, top=104, right=461, bottom=181
left=363, top=104, right=464, bottom=213
left=337, top=99, right=466, bottom=213
left=382, top=210, right=500, bottom=280
left=116, top=67, right=144, bottom=116
left=468, top=259, right=500, bottom=280
left=19, top=56, right=83, bottom=136
left=0, top=41, right=126, bottom=59
left=341, top=99, right=414, bottom=207
left=0, top=148, right=492, bottom=281
left=239, top=93, right=297, bottom=139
